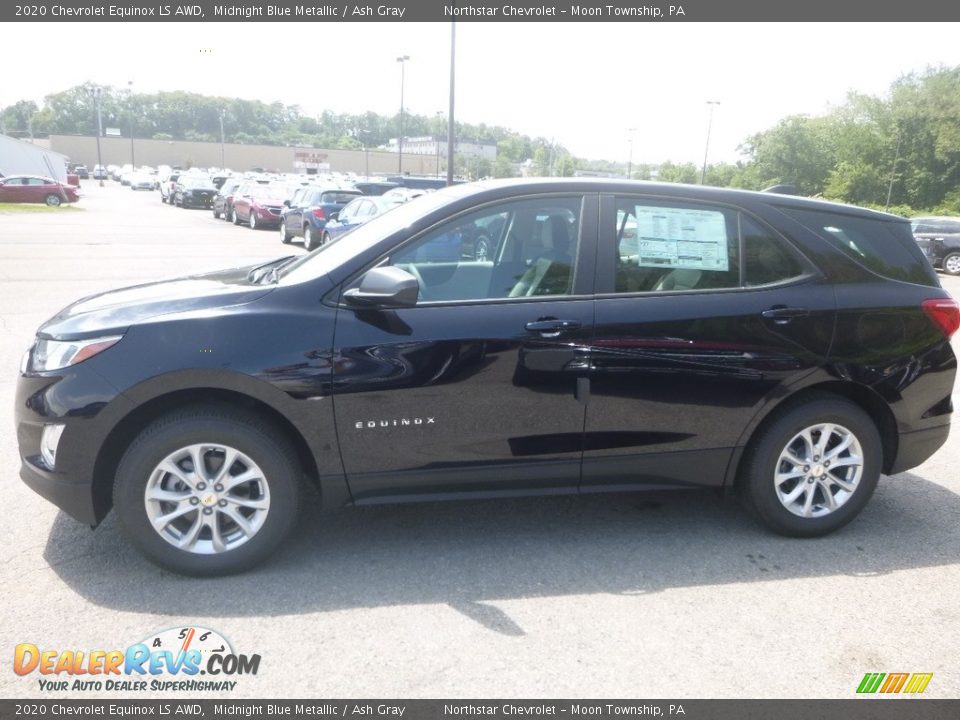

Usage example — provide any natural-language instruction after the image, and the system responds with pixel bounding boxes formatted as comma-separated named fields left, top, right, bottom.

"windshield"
left=279, top=186, right=468, bottom=284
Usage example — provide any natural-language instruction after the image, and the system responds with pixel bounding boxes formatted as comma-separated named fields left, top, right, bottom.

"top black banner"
left=4, top=0, right=960, bottom=22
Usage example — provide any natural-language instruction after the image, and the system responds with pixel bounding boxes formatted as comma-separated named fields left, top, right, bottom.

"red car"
left=0, top=176, right=79, bottom=206
left=231, top=183, right=292, bottom=230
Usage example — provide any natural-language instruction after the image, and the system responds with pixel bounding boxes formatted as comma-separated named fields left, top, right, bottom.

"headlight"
left=31, top=336, right=123, bottom=372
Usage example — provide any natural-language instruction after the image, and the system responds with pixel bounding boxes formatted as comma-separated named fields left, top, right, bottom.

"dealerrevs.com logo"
left=13, top=626, right=260, bottom=693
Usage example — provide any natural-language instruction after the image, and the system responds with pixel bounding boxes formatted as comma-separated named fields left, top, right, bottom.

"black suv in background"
left=912, top=216, right=960, bottom=275
left=16, top=179, right=958, bottom=575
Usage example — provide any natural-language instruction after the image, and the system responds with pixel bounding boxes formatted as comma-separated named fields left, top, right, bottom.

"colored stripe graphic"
left=903, top=673, right=934, bottom=694
left=880, top=673, right=909, bottom=693
left=857, top=673, right=885, bottom=693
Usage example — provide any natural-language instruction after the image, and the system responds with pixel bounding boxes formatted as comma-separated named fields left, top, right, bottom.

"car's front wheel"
left=249, top=211, right=258, bottom=230
left=942, top=252, right=960, bottom=276
left=45, top=194, right=61, bottom=207
left=740, top=395, right=881, bottom=537
left=113, top=406, right=301, bottom=576
left=280, top=221, right=292, bottom=244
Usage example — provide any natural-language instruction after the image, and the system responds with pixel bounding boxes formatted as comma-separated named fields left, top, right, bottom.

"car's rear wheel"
left=304, top=225, right=317, bottom=251
left=943, top=252, right=960, bottom=276
left=740, top=395, right=881, bottom=537
left=232, top=207, right=242, bottom=225
left=249, top=211, right=258, bottom=230
left=213, top=207, right=221, bottom=219
left=113, top=406, right=301, bottom=576
left=45, top=194, right=61, bottom=207
left=280, top=221, right=292, bottom=244
left=322, top=232, right=332, bottom=246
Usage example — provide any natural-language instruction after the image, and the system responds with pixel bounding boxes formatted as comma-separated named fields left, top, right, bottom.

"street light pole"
left=435, top=111, right=444, bottom=178
left=127, top=80, right=135, bottom=168
left=446, top=22, right=456, bottom=186
left=396, top=55, right=410, bottom=175
left=91, top=85, right=104, bottom=187
left=700, top=100, right=720, bottom=184
left=219, top=109, right=226, bottom=169
left=626, top=127, right=636, bottom=179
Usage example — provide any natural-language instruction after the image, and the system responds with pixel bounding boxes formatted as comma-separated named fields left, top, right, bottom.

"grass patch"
left=0, top=203, right=83, bottom=214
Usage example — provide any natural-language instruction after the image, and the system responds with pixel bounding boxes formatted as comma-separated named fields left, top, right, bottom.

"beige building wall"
left=48, top=135, right=441, bottom=176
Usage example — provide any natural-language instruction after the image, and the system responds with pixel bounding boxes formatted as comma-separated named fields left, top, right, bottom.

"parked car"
left=213, top=178, right=244, bottom=220
left=172, top=175, right=218, bottom=208
left=92, top=165, right=109, bottom=180
left=912, top=216, right=960, bottom=276
left=74, top=165, right=89, bottom=180
left=0, top=175, right=79, bottom=206
left=129, top=172, right=156, bottom=191
left=15, top=179, right=959, bottom=575
left=352, top=180, right=400, bottom=196
left=279, top=187, right=363, bottom=249
left=322, top=195, right=403, bottom=244
left=158, top=172, right=180, bottom=203
left=382, top=187, right=428, bottom=203
left=232, top=183, right=293, bottom=230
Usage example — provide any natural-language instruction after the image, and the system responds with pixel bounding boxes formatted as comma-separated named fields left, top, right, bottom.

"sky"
left=4, top=21, right=960, bottom=166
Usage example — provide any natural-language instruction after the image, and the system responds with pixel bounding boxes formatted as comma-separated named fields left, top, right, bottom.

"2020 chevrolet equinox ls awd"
left=16, top=179, right=958, bottom=575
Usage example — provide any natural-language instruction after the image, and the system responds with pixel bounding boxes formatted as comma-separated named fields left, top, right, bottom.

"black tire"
left=113, top=405, right=302, bottom=576
left=280, top=221, right=292, bottom=244
left=45, top=194, right=61, bottom=207
left=322, top=232, right=332, bottom=246
left=226, top=206, right=235, bottom=223
left=739, top=394, right=882, bottom=537
left=249, top=211, right=258, bottom=230
left=161, top=194, right=167, bottom=204
left=213, top=207, right=221, bottom=219
left=233, top=207, right=242, bottom=225
left=942, top=252, right=960, bottom=276
left=304, top=225, right=317, bottom=251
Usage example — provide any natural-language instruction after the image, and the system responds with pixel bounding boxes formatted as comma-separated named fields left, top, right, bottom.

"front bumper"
left=15, top=369, right=133, bottom=527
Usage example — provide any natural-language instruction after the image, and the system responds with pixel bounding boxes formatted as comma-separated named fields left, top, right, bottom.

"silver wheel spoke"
left=780, top=481, right=808, bottom=505
left=205, top=515, right=227, bottom=553
left=829, top=455, right=862, bottom=469
left=814, top=423, right=834, bottom=457
left=213, top=447, right=240, bottom=483
left=157, top=460, right=196, bottom=490
left=823, top=434, right=853, bottom=462
left=220, top=506, right=254, bottom=537
left=221, top=469, right=261, bottom=492
left=802, top=484, right=816, bottom=517
left=826, top=473, right=857, bottom=492
left=817, top=480, right=838, bottom=511
left=225, top=494, right=269, bottom=510
left=145, top=487, right=191, bottom=503
left=152, top=503, right=195, bottom=530
left=775, top=468, right=805, bottom=487
left=189, top=445, right=210, bottom=483
left=177, top=514, right=204, bottom=549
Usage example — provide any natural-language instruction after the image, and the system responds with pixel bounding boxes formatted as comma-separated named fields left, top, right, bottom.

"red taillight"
left=312, top=208, right=326, bottom=220
left=922, top=298, right=960, bottom=339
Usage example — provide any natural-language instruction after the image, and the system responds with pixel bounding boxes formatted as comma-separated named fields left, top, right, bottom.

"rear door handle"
left=525, top=319, right=581, bottom=336
left=761, top=307, right=810, bottom=324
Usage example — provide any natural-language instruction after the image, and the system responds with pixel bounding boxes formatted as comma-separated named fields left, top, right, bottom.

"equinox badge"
left=355, top=418, right=436, bottom=429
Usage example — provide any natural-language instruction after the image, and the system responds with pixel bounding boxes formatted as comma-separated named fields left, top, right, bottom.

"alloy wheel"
left=774, top=423, right=863, bottom=518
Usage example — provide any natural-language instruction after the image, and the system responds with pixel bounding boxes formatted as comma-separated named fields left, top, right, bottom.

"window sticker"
left=634, top=206, right=729, bottom=271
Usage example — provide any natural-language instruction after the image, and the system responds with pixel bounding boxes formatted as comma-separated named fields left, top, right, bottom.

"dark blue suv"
left=15, top=179, right=958, bottom=575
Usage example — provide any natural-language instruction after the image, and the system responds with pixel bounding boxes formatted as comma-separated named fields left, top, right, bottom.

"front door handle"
left=761, top=307, right=810, bottom=325
left=525, top=319, right=581, bottom=336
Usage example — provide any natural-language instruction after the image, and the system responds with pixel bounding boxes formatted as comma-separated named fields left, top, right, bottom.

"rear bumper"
left=890, top=423, right=951, bottom=474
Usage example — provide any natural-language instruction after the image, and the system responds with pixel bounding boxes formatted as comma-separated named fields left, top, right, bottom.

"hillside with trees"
left=3, top=66, right=959, bottom=213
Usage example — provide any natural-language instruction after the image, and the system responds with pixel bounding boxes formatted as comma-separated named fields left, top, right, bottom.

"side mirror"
left=343, top=266, right=419, bottom=309
left=329, top=211, right=340, bottom=222
left=283, top=199, right=291, bottom=207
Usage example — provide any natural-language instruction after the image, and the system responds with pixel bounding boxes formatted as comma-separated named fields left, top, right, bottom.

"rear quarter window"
left=780, top=207, right=938, bottom=286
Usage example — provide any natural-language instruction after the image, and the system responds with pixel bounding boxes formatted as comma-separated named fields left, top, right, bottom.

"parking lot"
left=1, top=183, right=959, bottom=699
